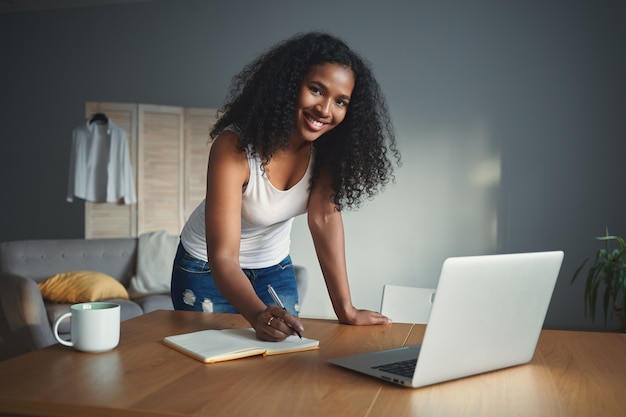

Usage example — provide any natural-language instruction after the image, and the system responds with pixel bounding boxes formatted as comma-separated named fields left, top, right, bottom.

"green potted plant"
left=571, top=228, right=626, bottom=332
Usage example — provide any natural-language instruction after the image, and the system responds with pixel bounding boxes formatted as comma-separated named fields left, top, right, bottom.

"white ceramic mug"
left=53, top=302, right=120, bottom=352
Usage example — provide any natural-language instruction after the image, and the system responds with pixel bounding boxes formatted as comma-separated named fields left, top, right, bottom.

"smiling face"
left=291, top=62, right=355, bottom=144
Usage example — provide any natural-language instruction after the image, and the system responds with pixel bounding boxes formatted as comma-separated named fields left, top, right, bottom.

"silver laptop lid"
left=411, top=251, right=564, bottom=387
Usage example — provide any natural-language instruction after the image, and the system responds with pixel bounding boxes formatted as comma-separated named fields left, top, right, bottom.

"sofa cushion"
left=38, top=271, right=130, bottom=304
left=0, top=238, right=137, bottom=284
left=133, top=294, right=174, bottom=313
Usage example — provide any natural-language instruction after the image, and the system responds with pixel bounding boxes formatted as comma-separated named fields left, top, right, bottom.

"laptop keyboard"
left=372, top=358, right=417, bottom=378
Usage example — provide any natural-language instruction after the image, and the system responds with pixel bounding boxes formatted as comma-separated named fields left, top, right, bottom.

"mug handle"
left=53, top=312, right=73, bottom=347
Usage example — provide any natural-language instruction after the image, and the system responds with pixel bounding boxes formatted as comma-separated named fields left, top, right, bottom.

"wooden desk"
left=0, top=310, right=624, bottom=417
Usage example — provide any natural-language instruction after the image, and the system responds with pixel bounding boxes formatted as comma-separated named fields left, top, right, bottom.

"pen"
left=267, top=284, right=302, bottom=339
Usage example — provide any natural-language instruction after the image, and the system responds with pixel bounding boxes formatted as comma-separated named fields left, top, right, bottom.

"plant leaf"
left=571, top=259, right=588, bottom=284
left=588, top=265, right=603, bottom=321
left=602, top=284, right=611, bottom=327
left=596, top=235, right=619, bottom=241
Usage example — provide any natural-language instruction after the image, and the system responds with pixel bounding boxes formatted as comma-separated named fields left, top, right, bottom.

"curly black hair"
left=211, top=31, right=400, bottom=210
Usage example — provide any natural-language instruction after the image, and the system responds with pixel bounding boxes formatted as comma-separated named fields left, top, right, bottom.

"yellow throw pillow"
left=38, top=270, right=130, bottom=303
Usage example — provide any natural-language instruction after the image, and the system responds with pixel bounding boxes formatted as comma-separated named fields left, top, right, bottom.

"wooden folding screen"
left=84, top=102, right=217, bottom=238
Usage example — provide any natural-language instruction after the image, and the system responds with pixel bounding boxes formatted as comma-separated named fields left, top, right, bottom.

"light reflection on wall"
left=291, top=123, right=501, bottom=319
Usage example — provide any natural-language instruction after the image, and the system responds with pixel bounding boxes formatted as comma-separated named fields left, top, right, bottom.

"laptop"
left=328, top=251, right=564, bottom=388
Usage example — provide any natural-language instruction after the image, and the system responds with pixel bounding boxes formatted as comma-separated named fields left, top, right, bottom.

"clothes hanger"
left=89, top=112, right=109, bottom=124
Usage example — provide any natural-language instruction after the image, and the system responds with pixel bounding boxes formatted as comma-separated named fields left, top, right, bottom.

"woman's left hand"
left=338, top=307, right=392, bottom=326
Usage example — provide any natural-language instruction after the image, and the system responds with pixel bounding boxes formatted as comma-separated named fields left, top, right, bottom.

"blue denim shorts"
left=170, top=243, right=299, bottom=315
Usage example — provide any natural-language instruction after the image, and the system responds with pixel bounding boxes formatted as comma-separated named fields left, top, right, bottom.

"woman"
left=171, top=32, right=400, bottom=341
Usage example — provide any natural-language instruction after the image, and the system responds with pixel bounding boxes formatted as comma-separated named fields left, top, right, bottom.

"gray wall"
left=1, top=0, right=624, bottom=330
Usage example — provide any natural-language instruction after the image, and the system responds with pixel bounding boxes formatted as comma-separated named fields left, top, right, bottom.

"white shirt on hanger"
left=67, top=119, right=136, bottom=204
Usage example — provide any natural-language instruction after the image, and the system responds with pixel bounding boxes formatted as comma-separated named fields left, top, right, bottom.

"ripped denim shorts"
left=170, top=242, right=299, bottom=315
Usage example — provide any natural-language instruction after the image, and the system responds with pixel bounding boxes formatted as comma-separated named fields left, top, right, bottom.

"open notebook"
left=163, top=328, right=319, bottom=363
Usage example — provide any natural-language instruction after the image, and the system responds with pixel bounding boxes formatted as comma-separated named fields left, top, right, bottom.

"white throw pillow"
left=128, top=231, right=179, bottom=298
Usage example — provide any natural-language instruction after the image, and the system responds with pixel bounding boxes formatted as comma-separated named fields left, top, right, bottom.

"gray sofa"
left=0, top=237, right=309, bottom=361
left=0, top=237, right=176, bottom=361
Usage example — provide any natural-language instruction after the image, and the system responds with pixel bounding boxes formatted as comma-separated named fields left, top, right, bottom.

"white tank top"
left=180, top=145, right=313, bottom=269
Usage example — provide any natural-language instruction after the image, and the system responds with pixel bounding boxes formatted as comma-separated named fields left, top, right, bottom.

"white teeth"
left=306, top=114, right=324, bottom=127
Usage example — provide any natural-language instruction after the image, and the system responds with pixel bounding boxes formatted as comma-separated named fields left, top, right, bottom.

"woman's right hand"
left=254, top=306, right=304, bottom=342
